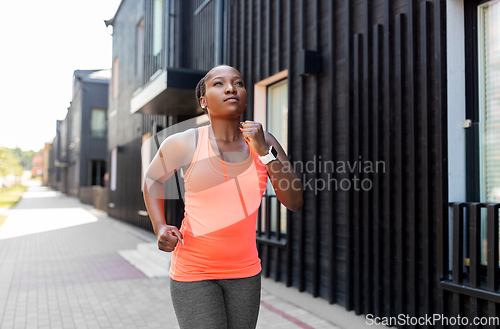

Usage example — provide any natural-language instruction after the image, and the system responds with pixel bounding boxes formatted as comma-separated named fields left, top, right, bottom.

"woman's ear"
left=199, top=96, right=206, bottom=109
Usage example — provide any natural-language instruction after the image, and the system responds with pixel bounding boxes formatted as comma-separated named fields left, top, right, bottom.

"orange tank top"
left=169, top=125, right=268, bottom=281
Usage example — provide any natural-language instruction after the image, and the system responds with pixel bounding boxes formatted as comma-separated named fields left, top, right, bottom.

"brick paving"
left=0, top=184, right=368, bottom=329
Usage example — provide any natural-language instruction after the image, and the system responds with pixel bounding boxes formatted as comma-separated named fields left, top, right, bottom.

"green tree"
left=0, top=148, right=24, bottom=177
left=12, top=147, right=38, bottom=170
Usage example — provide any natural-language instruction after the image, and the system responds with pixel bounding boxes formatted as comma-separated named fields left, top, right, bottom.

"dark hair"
left=195, top=64, right=243, bottom=114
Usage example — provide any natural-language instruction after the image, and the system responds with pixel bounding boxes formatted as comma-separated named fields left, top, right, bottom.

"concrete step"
left=118, top=242, right=173, bottom=278
left=137, top=242, right=172, bottom=266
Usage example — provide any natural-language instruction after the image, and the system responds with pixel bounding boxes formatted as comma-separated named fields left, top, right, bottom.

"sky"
left=0, top=0, right=122, bottom=152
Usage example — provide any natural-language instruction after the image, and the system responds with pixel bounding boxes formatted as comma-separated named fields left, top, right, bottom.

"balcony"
left=130, top=67, right=206, bottom=117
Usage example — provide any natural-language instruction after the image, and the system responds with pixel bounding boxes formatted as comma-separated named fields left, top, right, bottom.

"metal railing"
left=256, top=194, right=287, bottom=247
left=448, top=202, right=500, bottom=291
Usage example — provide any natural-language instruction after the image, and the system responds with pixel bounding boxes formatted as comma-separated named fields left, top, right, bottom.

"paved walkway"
left=0, top=184, right=376, bottom=329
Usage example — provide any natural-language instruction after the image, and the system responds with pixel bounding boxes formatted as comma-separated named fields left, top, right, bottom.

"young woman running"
left=143, top=64, right=303, bottom=329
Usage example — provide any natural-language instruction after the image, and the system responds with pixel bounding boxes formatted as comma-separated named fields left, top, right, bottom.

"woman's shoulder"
left=161, top=128, right=198, bottom=147
left=158, top=128, right=199, bottom=163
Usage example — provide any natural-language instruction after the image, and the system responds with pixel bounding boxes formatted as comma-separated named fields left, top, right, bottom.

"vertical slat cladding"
left=175, top=0, right=181, bottom=67
left=463, top=0, right=479, bottom=196
left=196, top=1, right=200, bottom=66
left=202, top=3, right=205, bottom=66
left=239, top=0, right=244, bottom=71
left=406, top=0, right=417, bottom=321
left=247, top=1, right=254, bottom=120
left=427, top=0, right=444, bottom=320
left=204, top=2, right=207, bottom=66
left=486, top=204, right=499, bottom=291
left=145, top=0, right=152, bottom=84
left=372, top=23, right=383, bottom=317
left=145, top=0, right=149, bottom=83
left=266, top=0, right=271, bottom=78
left=275, top=0, right=280, bottom=72
left=362, top=0, right=372, bottom=316
left=345, top=0, right=353, bottom=311
left=285, top=0, right=293, bottom=288
left=395, top=12, right=406, bottom=319
left=256, top=0, right=262, bottom=82
left=162, top=0, right=167, bottom=69
left=419, top=0, right=431, bottom=318
left=312, top=0, right=320, bottom=299
left=452, top=203, right=464, bottom=284
left=328, top=0, right=336, bottom=305
left=353, top=33, right=362, bottom=315
left=433, top=0, right=448, bottom=318
left=184, top=1, right=189, bottom=68
left=383, top=0, right=393, bottom=317
left=226, top=0, right=230, bottom=64
left=194, top=1, right=199, bottom=67
left=298, top=0, right=306, bottom=293
left=231, top=1, right=236, bottom=66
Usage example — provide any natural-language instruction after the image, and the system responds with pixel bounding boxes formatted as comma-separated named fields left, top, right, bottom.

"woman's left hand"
left=239, top=121, right=270, bottom=156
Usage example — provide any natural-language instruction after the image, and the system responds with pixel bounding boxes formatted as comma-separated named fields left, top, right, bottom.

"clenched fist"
left=157, top=225, right=184, bottom=252
left=239, top=121, right=269, bottom=156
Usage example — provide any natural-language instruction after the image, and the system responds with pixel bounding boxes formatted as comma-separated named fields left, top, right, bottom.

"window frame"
left=463, top=0, right=500, bottom=275
left=254, top=70, right=289, bottom=237
left=90, top=107, right=107, bottom=139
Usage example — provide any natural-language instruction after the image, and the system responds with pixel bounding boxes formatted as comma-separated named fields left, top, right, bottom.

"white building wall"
left=447, top=0, right=467, bottom=203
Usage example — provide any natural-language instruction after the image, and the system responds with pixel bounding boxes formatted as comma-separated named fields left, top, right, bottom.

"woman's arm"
left=240, top=121, right=303, bottom=211
left=143, top=130, right=195, bottom=251
left=263, top=131, right=303, bottom=211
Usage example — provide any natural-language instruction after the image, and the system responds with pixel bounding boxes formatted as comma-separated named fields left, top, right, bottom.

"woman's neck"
left=208, top=118, right=242, bottom=142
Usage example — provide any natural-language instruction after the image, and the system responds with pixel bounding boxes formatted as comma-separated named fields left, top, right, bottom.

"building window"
left=266, top=79, right=288, bottom=235
left=136, top=19, right=145, bottom=76
left=478, top=1, right=500, bottom=265
left=152, top=0, right=163, bottom=71
left=90, top=108, right=107, bottom=138
left=267, top=80, right=288, bottom=154
left=91, top=160, right=106, bottom=186
left=254, top=70, right=289, bottom=235
left=112, top=58, right=119, bottom=99
left=478, top=1, right=500, bottom=204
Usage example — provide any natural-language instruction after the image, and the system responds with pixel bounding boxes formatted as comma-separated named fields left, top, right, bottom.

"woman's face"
left=201, top=66, right=247, bottom=119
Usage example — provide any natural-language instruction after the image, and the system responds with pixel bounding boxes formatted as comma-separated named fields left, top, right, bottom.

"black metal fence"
left=442, top=203, right=500, bottom=319
left=256, top=194, right=290, bottom=283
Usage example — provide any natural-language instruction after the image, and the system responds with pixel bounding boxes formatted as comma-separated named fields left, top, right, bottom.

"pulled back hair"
left=195, top=64, right=243, bottom=115
left=195, top=73, right=210, bottom=114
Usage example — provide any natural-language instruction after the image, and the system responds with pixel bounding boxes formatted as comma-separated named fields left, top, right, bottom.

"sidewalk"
left=0, top=184, right=377, bottom=329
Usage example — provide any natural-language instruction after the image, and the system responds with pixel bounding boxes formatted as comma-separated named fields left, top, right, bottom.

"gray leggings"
left=169, top=272, right=261, bottom=329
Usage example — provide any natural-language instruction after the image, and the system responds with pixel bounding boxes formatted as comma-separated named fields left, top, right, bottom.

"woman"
left=143, top=64, right=303, bottom=329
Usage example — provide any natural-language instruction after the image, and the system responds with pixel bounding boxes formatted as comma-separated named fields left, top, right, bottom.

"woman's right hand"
left=157, top=225, right=184, bottom=252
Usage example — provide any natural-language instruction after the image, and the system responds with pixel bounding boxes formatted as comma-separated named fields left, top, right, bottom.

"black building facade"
left=50, top=120, right=66, bottom=192
left=50, top=70, right=109, bottom=199
left=106, top=0, right=500, bottom=327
